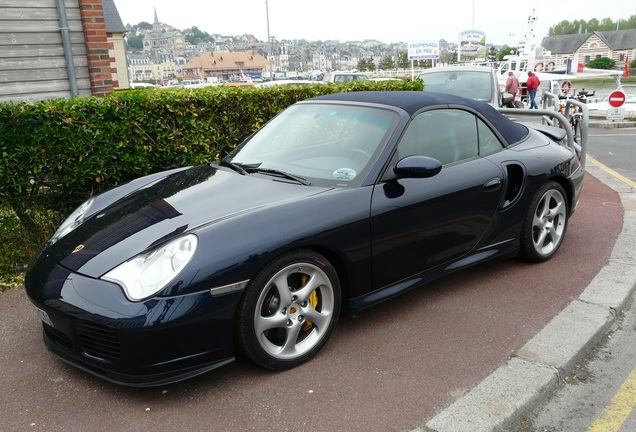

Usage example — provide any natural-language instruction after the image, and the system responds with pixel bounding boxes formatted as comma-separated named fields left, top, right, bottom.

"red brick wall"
left=78, top=0, right=113, bottom=97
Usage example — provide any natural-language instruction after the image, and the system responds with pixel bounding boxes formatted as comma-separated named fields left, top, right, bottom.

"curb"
left=420, top=164, right=636, bottom=432
left=588, top=111, right=636, bottom=129
left=589, top=120, right=636, bottom=129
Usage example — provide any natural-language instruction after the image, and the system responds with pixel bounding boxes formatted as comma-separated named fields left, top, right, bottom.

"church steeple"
left=152, top=7, right=161, bottom=32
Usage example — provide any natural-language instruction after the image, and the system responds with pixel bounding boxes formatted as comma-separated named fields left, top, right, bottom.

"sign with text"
left=606, top=107, right=625, bottom=120
left=408, top=41, right=439, bottom=60
left=460, top=30, right=486, bottom=59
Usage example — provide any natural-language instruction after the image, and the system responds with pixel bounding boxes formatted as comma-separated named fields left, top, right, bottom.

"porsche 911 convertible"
left=25, top=91, right=584, bottom=386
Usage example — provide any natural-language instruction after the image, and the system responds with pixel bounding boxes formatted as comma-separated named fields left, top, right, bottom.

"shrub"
left=0, top=79, right=422, bottom=288
left=585, top=57, right=615, bottom=69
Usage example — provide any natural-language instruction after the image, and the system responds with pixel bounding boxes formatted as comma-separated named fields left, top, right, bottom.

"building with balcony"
left=181, top=50, right=269, bottom=81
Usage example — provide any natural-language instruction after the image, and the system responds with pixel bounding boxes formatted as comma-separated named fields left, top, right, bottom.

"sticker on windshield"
left=333, top=168, right=357, bottom=181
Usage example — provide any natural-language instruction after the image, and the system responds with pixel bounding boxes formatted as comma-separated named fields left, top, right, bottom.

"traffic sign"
left=607, top=108, right=625, bottom=120
left=608, top=90, right=627, bottom=108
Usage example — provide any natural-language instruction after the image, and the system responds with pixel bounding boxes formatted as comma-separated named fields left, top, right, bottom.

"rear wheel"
left=519, top=181, right=568, bottom=262
left=236, top=250, right=341, bottom=370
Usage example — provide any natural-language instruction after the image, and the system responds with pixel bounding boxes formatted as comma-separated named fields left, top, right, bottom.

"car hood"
left=45, top=164, right=330, bottom=277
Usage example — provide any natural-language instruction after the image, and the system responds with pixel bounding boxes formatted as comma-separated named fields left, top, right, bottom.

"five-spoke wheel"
left=520, top=181, right=569, bottom=262
left=236, top=250, right=341, bottom=370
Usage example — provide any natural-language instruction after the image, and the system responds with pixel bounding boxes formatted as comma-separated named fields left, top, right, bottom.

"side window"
left=477, top=119, right=504, bottom=156
left=397, top=109, right=478, bottom=165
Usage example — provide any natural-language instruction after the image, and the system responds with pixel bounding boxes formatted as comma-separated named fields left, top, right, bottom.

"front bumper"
left=26, top=257, right=241, bottom=387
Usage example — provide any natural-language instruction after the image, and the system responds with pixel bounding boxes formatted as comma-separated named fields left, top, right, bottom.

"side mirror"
left=393, top=156, right=442, bottom=179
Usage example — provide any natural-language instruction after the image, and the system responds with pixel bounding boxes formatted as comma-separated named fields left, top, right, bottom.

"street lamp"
left=265, top=0, right=273, bottom=80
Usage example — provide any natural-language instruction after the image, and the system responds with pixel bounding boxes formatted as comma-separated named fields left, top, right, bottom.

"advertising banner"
left=408, top=41, right=439, bottom=60
left=460, top=30, right=486, bottom=60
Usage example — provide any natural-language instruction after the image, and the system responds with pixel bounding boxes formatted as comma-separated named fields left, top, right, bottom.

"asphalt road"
left=509, top=294, right=636, bottom=432
left=0, top=165, right=624, bottom=432
left=500, top=126, right=636, bottom=432
left=587, top=127, right=636, bottom=182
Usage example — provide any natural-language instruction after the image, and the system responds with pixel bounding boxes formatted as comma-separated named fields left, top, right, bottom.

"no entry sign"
left=608, top=90, right=627, bottom=108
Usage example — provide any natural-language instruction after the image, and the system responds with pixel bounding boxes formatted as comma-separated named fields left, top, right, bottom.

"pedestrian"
left=526, top=71, right=541, bottom=109
left=505, top=71, right=520, bottom=108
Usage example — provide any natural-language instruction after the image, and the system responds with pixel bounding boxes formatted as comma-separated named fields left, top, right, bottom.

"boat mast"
left=521, top=9, right=538, bottom=56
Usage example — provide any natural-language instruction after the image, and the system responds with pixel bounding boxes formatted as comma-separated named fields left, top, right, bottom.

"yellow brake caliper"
left=301, top=274, right=318, bottom=331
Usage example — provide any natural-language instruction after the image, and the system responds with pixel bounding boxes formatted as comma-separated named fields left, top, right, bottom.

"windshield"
left=419, top=70, right=493, bottom=102
left=225, top=103, right=399, bottom=187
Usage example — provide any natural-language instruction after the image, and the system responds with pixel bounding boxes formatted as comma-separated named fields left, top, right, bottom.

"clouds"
left=112, top=0, right=633, bottom=45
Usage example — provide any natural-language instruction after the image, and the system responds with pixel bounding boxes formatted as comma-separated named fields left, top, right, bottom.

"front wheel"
left=236, top=250, right=341, bottom=370
left=519, top=181, right=569, bottom=262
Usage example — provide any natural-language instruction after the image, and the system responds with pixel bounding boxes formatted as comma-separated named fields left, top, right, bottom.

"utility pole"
left=265, top=0, right=273, bottom=80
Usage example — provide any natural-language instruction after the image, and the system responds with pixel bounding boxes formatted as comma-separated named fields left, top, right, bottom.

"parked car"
left=322, top=72, right=369, bottom=83
left=25, top=91, right=584, bottom=387
left=418, top=65, right=513, bottom=107
left=255, top=79, right=325, bottom=87
left=129, top=82, right=157, bottom=89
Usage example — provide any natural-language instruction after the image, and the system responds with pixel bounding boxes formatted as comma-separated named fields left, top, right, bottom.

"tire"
left=236, top=250, right=341, bottom=370
left=519, top=181, right=569, bottom=262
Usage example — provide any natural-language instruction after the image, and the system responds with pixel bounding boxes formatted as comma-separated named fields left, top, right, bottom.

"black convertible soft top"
left=310, top=91, right=529, bottom=145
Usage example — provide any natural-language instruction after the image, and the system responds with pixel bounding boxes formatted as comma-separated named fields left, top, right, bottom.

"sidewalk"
left=588, top=110, right=636, bottom=128
left=421, top=163, right=636, bottom=432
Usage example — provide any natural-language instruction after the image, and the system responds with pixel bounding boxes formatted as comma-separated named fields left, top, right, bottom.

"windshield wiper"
left=217, top=160, right=247, bottom=175
left=245, top=167, right=311, bottom=185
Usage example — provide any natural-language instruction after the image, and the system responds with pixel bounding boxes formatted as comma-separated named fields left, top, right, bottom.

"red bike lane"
left=0, top=173, right=623, bottom=432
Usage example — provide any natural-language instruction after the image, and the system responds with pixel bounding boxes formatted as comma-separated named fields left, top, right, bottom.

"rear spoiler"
left=498, top=101, right=588, bottom=169
left=524, top=123, right=567, bottom=142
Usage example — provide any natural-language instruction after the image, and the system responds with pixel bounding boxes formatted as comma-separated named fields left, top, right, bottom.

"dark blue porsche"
left=25, top=91, right=584, bottom=386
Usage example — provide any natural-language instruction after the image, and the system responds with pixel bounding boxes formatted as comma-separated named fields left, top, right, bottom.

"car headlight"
left=102, top=234, right=198, bottom=302
left=49, top=197, right=95, bottom=244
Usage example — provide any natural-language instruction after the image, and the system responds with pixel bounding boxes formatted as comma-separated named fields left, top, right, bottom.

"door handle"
left=484, top=177, right=501, bottom=191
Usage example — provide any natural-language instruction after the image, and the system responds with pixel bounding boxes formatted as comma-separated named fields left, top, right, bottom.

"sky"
left=112, top=0, right=635, bottom=46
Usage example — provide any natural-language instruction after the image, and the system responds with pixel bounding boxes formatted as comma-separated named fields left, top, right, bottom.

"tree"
left=126, top=34, right=144, bottom=50
left=549, top=15, right=636, bottom=35
left=442, top=51, right=457, bottom=65
left=487, top=46, right=498, bottom=63
left=397, top=51, right=410, bottom=69
left=498, top=46, right=516, bottom=61
left=357, top=58, right=369, bottom=71
left=186, top=26, right=213, bottom=44
left=367, top=57, right=376, bottom=72
left=378, top=56, right=395, bottom=70
left=586, top=57, right=615, bottom=69
left=416, top=59, right=432, bottom=68
left=357, top=58, right=376, bottom=72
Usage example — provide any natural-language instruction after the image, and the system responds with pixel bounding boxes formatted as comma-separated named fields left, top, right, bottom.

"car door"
left=369, top=108, right=505, bottom=290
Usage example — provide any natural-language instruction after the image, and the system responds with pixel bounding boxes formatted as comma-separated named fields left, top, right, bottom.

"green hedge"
left=0, top=80, right=420, bottom=223
left=0, top=80, right=422, bottom=281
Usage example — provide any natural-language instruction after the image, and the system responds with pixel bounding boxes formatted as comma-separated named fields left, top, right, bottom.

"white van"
left=322, top=72, right=369, bottom=84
